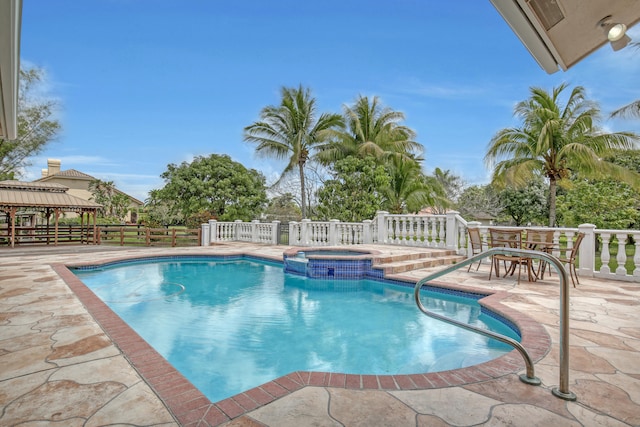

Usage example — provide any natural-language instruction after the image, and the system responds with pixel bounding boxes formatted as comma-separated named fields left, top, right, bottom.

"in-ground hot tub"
left=283, top=247, right=381, bottom=279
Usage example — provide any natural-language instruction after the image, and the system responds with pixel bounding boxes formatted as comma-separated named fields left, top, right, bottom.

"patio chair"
left=466, top=227, right=484, bottom=272
left=557, top=232, right=585, bottom=287
left=488, top=228, right=531, bottom=284
left=525, top=228, right=555, bottom=280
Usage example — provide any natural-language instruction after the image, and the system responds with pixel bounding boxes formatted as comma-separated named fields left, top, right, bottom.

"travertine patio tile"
left=0, top=380, right=126, bottom=425
left=0, top=369, right=51, bottom=409
left=50, top=356, right=141, bottom=386
left=0, top=309, right=52, bottom=326
left=329, top=388, right=417, bottom=426
left=248, top=387, right=339, bottom=427
left=0, top=344, right=57, bottom=381
left=586, top=347, right=640, bottom=374
left=596, top=372, right=640, bottom=404
left=567, top=401, right=632, bottom=427
left=391, top=386, right=498, bottom=425
left=0, top=329, right=54, bottom=353
left=86, top=381, right=177, bottom=426
left=572, top=379, right=640, bottom=426
left=486, top=403, right=580, bottom=426
left=571, top=329, right=638, bottom=351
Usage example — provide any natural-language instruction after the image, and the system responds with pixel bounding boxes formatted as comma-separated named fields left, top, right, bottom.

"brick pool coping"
left=52, top=252, right=551, bottom=427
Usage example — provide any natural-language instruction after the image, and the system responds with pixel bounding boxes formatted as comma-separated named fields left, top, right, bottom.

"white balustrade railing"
left=201, top=213, right=640, bottom=283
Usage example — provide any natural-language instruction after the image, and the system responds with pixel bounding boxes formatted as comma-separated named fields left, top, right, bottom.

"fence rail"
left=0, top=224, right=94, bottom=245
left=97, top=225, right=201, bottom=247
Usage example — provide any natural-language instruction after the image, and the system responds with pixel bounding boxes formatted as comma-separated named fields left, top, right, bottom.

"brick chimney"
left=46, top=159, right=61, bottom=176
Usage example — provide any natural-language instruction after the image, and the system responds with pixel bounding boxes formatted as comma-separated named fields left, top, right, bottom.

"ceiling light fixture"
left=598, top=15, right=631, bottom=51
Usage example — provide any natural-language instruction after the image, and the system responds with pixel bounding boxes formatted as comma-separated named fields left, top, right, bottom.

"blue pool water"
left=73, top=257, right=519, bottom=403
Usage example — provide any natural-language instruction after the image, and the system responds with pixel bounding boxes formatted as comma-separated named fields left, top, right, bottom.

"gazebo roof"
left=0, top=180, right=101, bottom=211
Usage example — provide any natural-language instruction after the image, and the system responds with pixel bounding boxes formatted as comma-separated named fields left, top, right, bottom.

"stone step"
left=374, top=254, right=465, bottom=274
left=373, top=248, right=458, bottom=264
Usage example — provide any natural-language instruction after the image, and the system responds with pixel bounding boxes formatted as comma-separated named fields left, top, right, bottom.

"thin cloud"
left=393, top=77, right=487, bottom=100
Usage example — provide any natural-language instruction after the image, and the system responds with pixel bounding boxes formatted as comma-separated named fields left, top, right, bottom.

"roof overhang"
left=0, top=0, right=22, bottom=140
left=490, top=0, right=640, bottom=73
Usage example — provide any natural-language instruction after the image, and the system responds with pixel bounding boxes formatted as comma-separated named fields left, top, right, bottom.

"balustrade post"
left=208, top=219, right=218, bottom=244
left=578, top=224, right=596, bottom=277
left=329, top=219, right=339, bottom=245
left=271, top=220, right=280, bottom=244
left=363, top=220, right=372, bottom=244
left=301, top=219, right=311, bottom=246
left=251, top=220, right=260, bottom=243
left=201, top=223, right=210, bottom=246
left=234, top=220, right=242, bottom=241
left=289, top=221, right=299, bottom=245
left=444, top=211, right=460, bottom=252
left=376, top=211, right=389, bottom=244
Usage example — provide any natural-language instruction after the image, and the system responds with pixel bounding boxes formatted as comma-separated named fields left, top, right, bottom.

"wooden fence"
left=97, top=226, right=201, bottom=247
left=0, top=224, right=201, bottom=247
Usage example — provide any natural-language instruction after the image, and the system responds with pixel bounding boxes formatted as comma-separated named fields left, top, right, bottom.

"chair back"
left=568, top=232, right=585, bottom=262
left=525, top=228, right=554, bottom=246
left=488, top=228, right=523, bottom=249
left=467, top=227, right=483, bottom=254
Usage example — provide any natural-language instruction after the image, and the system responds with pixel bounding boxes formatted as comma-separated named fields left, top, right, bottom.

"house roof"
left=0, top=180, right=101, bottom=211
left=491, top=0, right=640, bottom=73
left=36, top=169, right=96, bottom=181
left=35, top=168, right=145, bottom=206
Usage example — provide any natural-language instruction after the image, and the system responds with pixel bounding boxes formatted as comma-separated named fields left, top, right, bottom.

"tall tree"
left=485, top=83, right=639, bottom=226
left=383, top=154, right=437, bottom=214
left=244, top=85, right=343, bottom=218
left=152, top=154, right=267, bottom=222
left=317, top=95, right=422, bottom=166
left=431, top=168, right=463, bottom=214
left=0, top=67, right=61, bottom=179
left=315, top=156, right=389, bottom=221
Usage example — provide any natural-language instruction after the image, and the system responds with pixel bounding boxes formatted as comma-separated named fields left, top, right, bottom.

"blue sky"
left=19, top=1, right=640, bottom=201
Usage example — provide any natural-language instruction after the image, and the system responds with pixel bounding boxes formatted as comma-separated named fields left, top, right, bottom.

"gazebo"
left=0, top=180, right=101, bottom=247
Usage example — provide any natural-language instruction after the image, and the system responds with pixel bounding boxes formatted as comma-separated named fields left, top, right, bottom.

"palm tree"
left=244, top=85, right=343, bottom=218
left=316, top=95, right=423, bottom=166
left=384, top=154, right=438, bottom=214
left=485, top=83, right=639, bottom=227
left=611, top=42, right=640, bottom=120
left=431, top=167, right=463, bottom=214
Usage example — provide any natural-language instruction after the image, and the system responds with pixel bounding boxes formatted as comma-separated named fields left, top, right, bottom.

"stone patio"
left=1, top=243, right=639, bottom=426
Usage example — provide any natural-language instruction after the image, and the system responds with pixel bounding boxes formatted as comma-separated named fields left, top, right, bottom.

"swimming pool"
left=73, top=256, right=519, bottom=403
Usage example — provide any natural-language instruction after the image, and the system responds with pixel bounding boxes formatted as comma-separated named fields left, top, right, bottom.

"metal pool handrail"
left=413, top=247, right=577, bottom=401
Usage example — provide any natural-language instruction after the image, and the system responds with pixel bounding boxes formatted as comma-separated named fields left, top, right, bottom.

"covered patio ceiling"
left=490, top=0, right=640, bottom=73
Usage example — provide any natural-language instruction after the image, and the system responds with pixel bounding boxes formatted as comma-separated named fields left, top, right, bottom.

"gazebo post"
left=54, top=208, right=60, bottom=246
left=80, top=210, right=85, bottom=244
left=45, top=207, right=51, bottom=245
left=92, top=209, right=97, bottom=244
left=9, top=207, right=16, bottom=248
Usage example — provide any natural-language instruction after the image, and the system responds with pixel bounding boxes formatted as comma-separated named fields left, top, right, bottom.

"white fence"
left=201, top=212, right=640, bottom=283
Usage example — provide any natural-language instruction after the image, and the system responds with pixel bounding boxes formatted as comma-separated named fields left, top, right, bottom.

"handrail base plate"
left=519, top=374, right=541, bottom=386
left=552, top=387, right=577, bottom=401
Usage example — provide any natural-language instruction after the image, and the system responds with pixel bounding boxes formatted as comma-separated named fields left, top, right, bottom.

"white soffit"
left=0, top=0, right=22, bottom=140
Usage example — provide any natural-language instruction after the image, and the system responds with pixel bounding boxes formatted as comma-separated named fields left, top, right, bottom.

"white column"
left=578, top=223, right=596, bottom=277
left=201, top=222, right=210, bottom=246
left=329, top=219, right=339, bottom=245
left=208, top=219, right=218, bottom=244
left=376, top=211, right=388, bottom=244
left=271, top=220, right=280, bottom=244
left=301, top=219, right=311, bottom=246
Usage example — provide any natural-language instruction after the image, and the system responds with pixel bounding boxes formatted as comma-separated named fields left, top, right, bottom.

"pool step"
left=373, top=249, right=465, bottom=274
